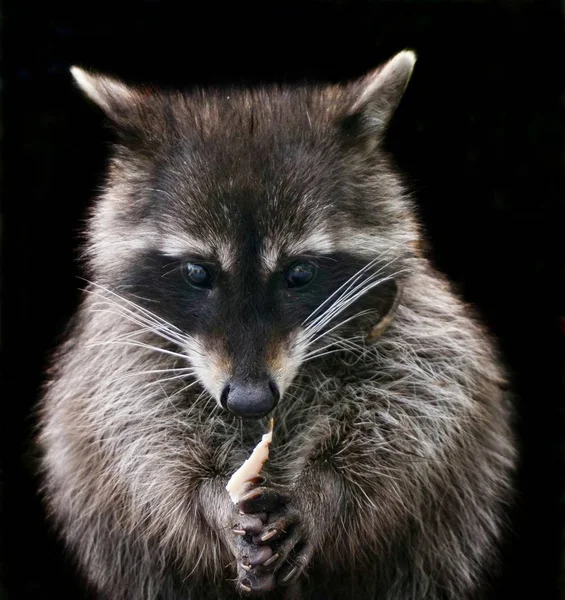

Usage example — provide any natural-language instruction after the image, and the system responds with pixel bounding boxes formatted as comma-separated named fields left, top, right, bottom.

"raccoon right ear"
left=342, top=50, right=416, bottom=151
left=70, top=67, right=143, bottom=125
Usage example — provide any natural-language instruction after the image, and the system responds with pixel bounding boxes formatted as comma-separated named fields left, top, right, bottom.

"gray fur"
left=38, top=51, right=515, bottom=599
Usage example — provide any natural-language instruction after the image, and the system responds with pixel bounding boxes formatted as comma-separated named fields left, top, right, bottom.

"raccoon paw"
left=233, top=512, right=276, bottom=594
left=232, top=478, right=313, bottom=591
left=254, top=508, right=314, bottom=586
left=232, top=477, right=290, bottom=593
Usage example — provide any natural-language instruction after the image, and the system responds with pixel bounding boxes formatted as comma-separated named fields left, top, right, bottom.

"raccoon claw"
left=243, top=544, right=273, bottom=566
left=280, top=565, right=299, bottom=584
left=235, top=533, right=277, bottom=593
left=236, top=514, right=266, bottom=536
left=252, top=509, right=299, bottom=544
left=237, top=475, right=267, bottom=498
left=238, top=573, right=275, bottom=594
left=237, top=485, right=287, bottom=514
left=275, top=541, right=314, bottom=586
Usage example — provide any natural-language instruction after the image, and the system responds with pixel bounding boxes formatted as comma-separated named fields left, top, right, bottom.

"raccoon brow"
left=278, top=253, right=338, bottom=270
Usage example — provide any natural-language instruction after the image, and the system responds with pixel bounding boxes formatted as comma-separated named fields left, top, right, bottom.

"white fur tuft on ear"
left=70, top=67, right=138, bottom=119
left=346, top=50, right=417, bottom=144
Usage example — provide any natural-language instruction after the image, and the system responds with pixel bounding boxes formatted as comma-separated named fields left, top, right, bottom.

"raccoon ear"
left=342, top=50, right=416, bottom=149
left=366, top=280, right=402, bottom=342
left=70, top=67, right=142, bottom=124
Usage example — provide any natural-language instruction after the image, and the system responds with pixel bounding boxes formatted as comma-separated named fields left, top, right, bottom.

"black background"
left=1, top=1, right=564, bottom=598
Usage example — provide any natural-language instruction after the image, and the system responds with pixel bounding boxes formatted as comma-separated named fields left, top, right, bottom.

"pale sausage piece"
left=226, top=419, right=274, bottom=504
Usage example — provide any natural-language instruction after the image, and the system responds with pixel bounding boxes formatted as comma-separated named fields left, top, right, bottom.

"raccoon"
left=38, top=51, right=516, bottom=599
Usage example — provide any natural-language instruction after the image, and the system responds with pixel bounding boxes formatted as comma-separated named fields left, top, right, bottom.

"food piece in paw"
left=226, top=418, right=274, bottom=504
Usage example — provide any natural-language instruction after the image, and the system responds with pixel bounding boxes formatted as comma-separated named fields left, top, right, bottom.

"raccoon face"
left=74, top=51, right=418, bottom=418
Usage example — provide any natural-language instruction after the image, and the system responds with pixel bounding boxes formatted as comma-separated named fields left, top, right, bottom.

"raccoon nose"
left=220, top=380, right=279, bottom=418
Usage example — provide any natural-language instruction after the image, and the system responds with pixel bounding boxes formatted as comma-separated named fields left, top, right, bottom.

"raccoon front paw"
left=232, top=480, right=288, bottom=594
left=234, top=481, right=313, bottom=591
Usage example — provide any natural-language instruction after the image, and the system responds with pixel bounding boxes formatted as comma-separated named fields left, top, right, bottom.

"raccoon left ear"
left=366, top=280, right=402, bottom=342
left=343, top=50, right=416, bottom=148
left=70, top=67, right=142, bottom=124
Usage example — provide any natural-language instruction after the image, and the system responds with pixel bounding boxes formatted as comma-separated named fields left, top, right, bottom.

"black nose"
left=220, top=380, right=279, bottom=418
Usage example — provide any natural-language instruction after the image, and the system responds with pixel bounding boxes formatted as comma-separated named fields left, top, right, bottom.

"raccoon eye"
left=183, top=263, right=212, bottom=288
left=286, top=262, right=317, bottom=288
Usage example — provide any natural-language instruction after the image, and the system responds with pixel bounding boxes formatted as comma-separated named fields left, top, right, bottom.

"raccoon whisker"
left=87, top=340, right=190, bottom=362
left=305, top=340, right=365, bottom=358
left=83, top=281, right=176, bottom=327
left=304, top=266, right=401, bottom=334
left=140, top=372, right=197, bottom=389
left=102, top=326, right=175, bottom=343
left=302, top=335, right=367, bottom=361
left=110, top=367, right=195, bottom=379
left=162, top=259, right=180, bottom=270
left=89, top=305, right=189, bottom=348
left=83, top=280, right=185, bottom=335
left=168, top=379, right=200, bottom=399
left=89, top=307, right=171, bottom=335
left=303, top=273, right=391, bottom=337
left=305, top=270, right=404, bottom=337
left=303, top=347, right=354, bottom=362
left=302, top=250, right=405, bottom=327
left=303, top=332, right=367, bottom=356
left=304, top=285, right=377, bottom=336
left=303, top=309, right=377, bottom=353
left=113, top=323, right=189, bottom=348
left=110, top=370, right=197, bottom=388
left=161, top=264, right=184, bottom=278
left=105, top=368, right=196, bottom=387
left=132, top=327, right=206, bottom=359
left=302, top=255, right=385, bottom=326
left=126, top=292, right=161, bottom=305
left=304, top=257, right=396, bottom=323
left=88, top=293, right=190, bottom=344
left=87, top=295, right=184, bottom=336
left=87, top=296, right=185, bottom=341
left=313, top=264, right=402, bottom=326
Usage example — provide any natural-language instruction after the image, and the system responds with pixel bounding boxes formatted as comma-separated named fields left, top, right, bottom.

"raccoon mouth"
left=220, top=379, right=280, bottom=419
